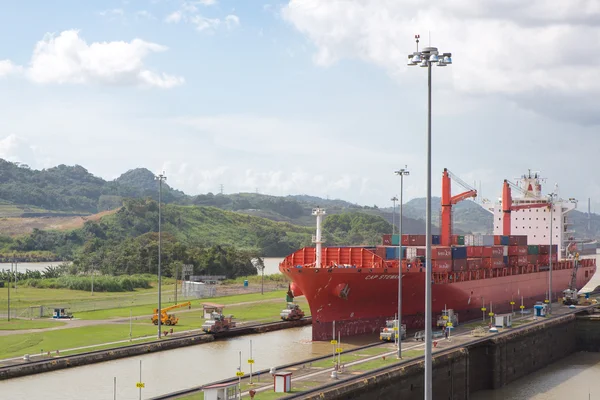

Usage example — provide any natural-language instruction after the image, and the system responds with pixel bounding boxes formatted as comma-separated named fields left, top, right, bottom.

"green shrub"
left=20, top=274, right=152, bottom=292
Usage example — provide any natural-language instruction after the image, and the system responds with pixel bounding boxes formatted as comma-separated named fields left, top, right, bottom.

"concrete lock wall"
left=300, top=311, right=600, bottom=400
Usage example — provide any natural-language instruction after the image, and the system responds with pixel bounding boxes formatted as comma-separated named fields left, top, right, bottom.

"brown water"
left=472, top=352, right=600, bottom=399
left=0, top=325, right=377, bottom=400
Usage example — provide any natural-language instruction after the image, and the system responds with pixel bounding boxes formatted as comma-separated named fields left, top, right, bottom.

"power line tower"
left=219, top=184, right=224, bottom=195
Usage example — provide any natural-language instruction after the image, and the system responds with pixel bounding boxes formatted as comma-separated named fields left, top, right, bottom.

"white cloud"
left=282, top=0, right=600, bottom=124
left=0, top=134, right=40, bottom=168
left=19, top=30, right=183, bottom=88
left=99, top=8, right=124, bottom=17
left=225, top=15, right=240, bottom=29
left=196, top=0, right=217, bottom=5
left=135, top=10, right=156, bottom=20
left=0, top=60, right=21, bottom=77
left=165, top=11, right=183, bottom=23
left=165, top=1, right=239, bottom=32
left=191, top=15, right=221, bottom=32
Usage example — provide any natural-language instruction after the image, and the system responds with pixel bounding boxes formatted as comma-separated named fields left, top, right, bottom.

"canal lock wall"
left=298, top=309, right=600, bottom=400
left=0, top=318, right=311, bottom=381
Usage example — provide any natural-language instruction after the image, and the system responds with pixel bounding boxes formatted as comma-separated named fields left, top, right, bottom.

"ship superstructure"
left=482, top=170, right=577, bottom=256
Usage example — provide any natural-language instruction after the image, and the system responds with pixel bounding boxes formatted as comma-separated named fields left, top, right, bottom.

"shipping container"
left=517, top=255, right=528, bottom=266
left=482, top=235, right=495, bottom=246
left=391, top=234, right=399, bottom=246
left=382, top=235, right=392, bottom=245
left=473, top=235, right=484, bottom=246
left=406, top=247, right=417, bottom=259
left=517, top=235, right=528, bottom=245
left=482, top=246, right=503, bottom=257
left=466, top=246, right=483, bottom=258
left=431, top=246, right=452, bottom=260
left=494, top=235, right=503, bottom=245
left=508, top=235, right=519, bottom=246
left=464, top=235, right=474, bottom=246
left=503, top=246, right=509, bottom=257
left=401, top=235, right=409, bottom=246
left=375, top=246, right=386, bottom=259
left=500, top=236, right=510, bottom=246
left=451, top=246, right=467, bottom=259
left=432, top=259, right=452, bottom=272
left=508, top=246, right=528, bottom=256
left=527, top=254, right=538, bottom=264
left=538, top=245, right=558, bottom=255
left=431, top=235, right=440, bottom=245
left=452, top=258, right=467, bottom=271
left=503, top=255, right=508, bottom=265
left=527, top=245, right=539, bottom=255
left=409, top=235, right=426, bottom=246
left=467, top=258, right=482, bottom=270
left=416, top=248, right=426, bottom=257
left=538, top=253, right=558, bottom=264
left=385, top=247, right=396, bottom=260
left=482, top=257, right=504, bottom=268
left=451, top=235, right=465, bottom=246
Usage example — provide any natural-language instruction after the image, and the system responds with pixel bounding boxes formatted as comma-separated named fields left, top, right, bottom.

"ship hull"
left=281, top=264, right=596, bottom=341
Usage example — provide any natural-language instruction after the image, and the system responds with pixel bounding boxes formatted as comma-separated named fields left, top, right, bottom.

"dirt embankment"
left=0, top=209, right=118, bottom=236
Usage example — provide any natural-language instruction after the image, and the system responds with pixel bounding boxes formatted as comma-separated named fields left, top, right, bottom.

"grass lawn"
left=0, top=283, right=178, bottom=311
left=0, top=323, right=159, bottom=360
left=0, top=319, right=66, bottom=330
left=347, top=349, right=424, bottom=371
left=310, top=346, right=390, bottom=368
left=75, top=290, right=289, bottom=320
left=0, top=293, right=308, bottom=360
left=177, top=381, right=321, bottom=400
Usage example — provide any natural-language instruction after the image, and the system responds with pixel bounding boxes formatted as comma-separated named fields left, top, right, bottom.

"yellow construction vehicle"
left=151, top=301, right=192, bottom=326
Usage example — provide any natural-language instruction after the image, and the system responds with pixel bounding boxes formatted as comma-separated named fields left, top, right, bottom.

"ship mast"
left=312, top=207, right=326, bottom=268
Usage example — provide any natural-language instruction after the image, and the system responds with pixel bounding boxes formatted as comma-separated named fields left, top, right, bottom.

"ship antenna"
left=415, top=34, right=420, bottom=52
left=312, top=207, right=326, bottom=268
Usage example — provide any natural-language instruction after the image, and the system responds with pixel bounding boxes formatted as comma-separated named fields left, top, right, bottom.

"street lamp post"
left=155, top=172, right=167, bottom=339
left=407, top=34, right=452, bottom=400
left=547, top=192, right=557, bottom=314
left=394, top=166, right=409, bottom=359
left=391, top=196, right=398, bottom=235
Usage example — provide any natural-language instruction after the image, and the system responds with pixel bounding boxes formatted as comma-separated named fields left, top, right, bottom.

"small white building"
left=274, top=371, right=292, bottom=393
left=494, top=313, right=512, bottom=328
left=203, top=382, right=238, bottom=400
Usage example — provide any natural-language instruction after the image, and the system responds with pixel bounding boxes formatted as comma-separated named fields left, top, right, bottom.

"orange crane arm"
left=153, top=301, right=192, bottom=314
left=450, top=190, right=477, bottom=205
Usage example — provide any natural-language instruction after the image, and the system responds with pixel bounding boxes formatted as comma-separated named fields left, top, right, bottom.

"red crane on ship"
left=501, top=179, right=550, bottom=236
left=440, top=168, right=478, bottom=247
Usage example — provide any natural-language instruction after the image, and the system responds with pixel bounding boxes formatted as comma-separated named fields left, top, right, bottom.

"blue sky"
left=0, top=0, right=599, bottom=211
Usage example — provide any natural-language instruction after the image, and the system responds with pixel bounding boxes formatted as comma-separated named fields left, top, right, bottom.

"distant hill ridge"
left=0, top=159, right=597, bottom=239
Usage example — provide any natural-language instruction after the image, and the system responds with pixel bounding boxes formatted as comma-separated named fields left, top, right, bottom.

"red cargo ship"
left=279, top=170, right=598, bottom=341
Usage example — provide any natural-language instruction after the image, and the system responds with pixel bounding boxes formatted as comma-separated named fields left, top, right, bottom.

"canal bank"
left=0, top=318, right=311, bottom=381
left=289, top=305, right=600, bottom=400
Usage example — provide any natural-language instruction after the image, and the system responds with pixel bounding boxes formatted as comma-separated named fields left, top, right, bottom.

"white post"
left=129, top=309, right=132, bottom=342
left=312, top=208, right=326, bottom=269
left=138, top=360, right=142, bottom=400
left=114, top=377, right=117, bottom=400
left=238, top=351, right=242, bottom=400
left=249, top=340, right=253, bottom=384
left=332, top=320, right=336, bottom=365
left=549, top=196, right=553, bottom=314
left=395, top=166, right=408, bottom=360
left=521, top=296, right=524, bottom=315
left=338, top=331, right=341, bottom=368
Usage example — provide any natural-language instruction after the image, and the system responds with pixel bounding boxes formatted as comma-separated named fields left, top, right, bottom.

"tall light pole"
left=155, top=172, right=167, bottom=339
left=391, top=196, right=398, bottom=235
left=394, top=166, right=409, bottom=359
left=547, top=192, right=557, bottom=314
left=407, top=34, right=452, bottom=400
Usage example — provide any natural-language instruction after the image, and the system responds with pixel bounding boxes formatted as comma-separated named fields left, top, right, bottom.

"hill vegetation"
left=0, top=159, right=597, bottom=280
